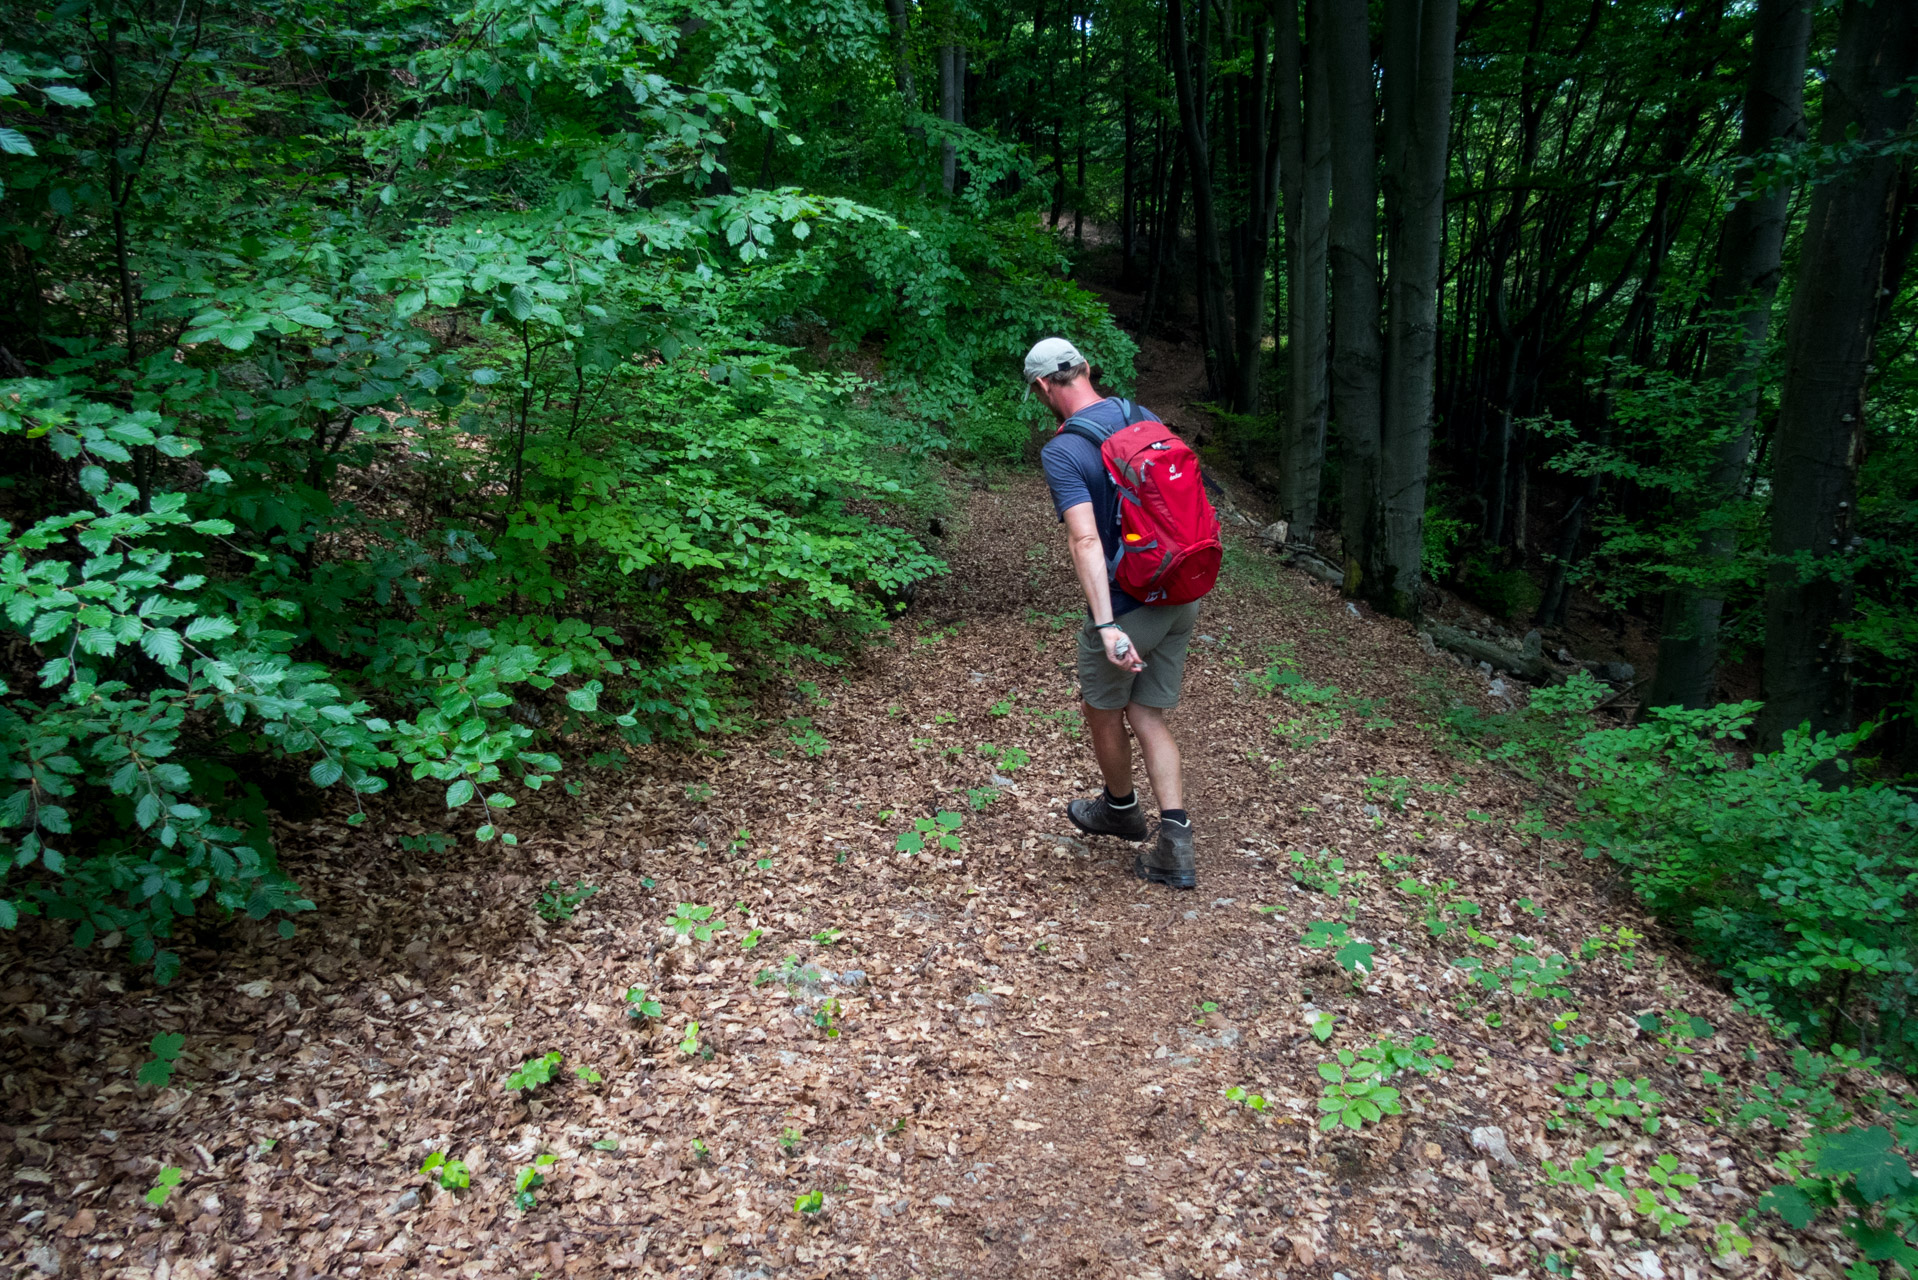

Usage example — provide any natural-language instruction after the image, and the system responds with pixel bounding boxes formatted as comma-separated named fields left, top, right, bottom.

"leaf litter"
left=0, top=470, right=1881, bottom=1279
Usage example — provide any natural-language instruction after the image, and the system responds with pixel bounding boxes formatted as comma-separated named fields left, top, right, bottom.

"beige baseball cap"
left=1023, top=336, right=1087, bottom=384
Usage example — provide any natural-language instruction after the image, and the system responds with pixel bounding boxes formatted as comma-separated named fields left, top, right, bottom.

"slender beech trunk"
left=1757, top=0, right=1918, bottom=749
left=1325, top=0, right=1383, bottom=593
left=1376, top=0, right=1457, bottom=618
left=1278, top=0, right=1331, bottom=537
left=1144, top=129, right=1183, bottom=333
left=939, top=44, right=958, bottom=193
left=887, top=0, right=917, bottom=107
left=1230, top=20, right=1285, bottom=416
left=1122, top=27, right=1138, bottom=284
left=1648, top=0, right=1811, bottom=710
left=1168, top=0, right=1240, bottom=403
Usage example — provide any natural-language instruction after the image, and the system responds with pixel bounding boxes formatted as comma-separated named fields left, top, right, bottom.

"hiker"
left=1026, top=337, right=1222, bottom=890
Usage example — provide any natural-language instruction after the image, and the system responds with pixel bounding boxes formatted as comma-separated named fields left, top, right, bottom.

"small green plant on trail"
left=989, top=698, right=1015, bottom=717
left=1548, top=1010, right=1591, bottom=1054
left=1544, top=1147, right=1696, bottom=1235
left=813, top=997, right=843, bottom=1038
left=669, top=902, right=724, bottom=941
left=966, top=785, right=999, bottom=810
left=1302, top=921, right=1375, bottom=978
left=1026, top=706, right=1084, bottom=739
left=740, top=927, right=764, bottom=950
left=728, top=828, right=753, bottom=855
left=780, top=1126, right=804, bottom=1155
left=1317, top=1036, right=1451, bottom=1131
left=514, top=1153, right=558, bottom=1211
left=794, top=1189, right=825, bottom=1215
left=1289, top=847, right=1364, bottom=896
left=1636, top=1010, right=1715, bottom=1062
left=1398, top=877, right=1482, bottom=938
left=756, top=955, right=825, bottom=988
left=146, top=1166, right=185, bottom=1207
left=691, top=1138, right=711, bottom=1161
left=137, top=1032, right=186, bottom=1088
left=573, top=1064, right=603, bottom=1083
left=976, top=742, right=1030, bottom=772
left=419, top=1151, right=471, bottom=1190
left=1577, top=925, right=1641, bottom=967
left=1436, top=669, right=1607, bottom=780
left=933, top=709, right=957, bottom=724
left=1376, top=848, right=1418, bottom=874
left=1306, top=1009, right=1337, bottom=1042
left=685, top=782, right=714, bottom=804
left=625, top=985, right=664, bottom=1021
left=536, top=879, right=598, bottom=922
left=1192, top=1000, right=1219, bottom=1026
left=505, top=1052, right=564, bottom=1095
left=1224, top=1085, right=1270, bottom=1113
left=811, top=927, right=845, bottom=947
left=1452, top=951, right=1577, bottom=1002
left=1364, top=775, right=1413, bottom=811
left=1549, top=1074, right=1665, bottom=1135
left=399, top=832, right=457, bottom=856
left=1735, top=1047, right=1860, bottom=1131
left=679, top=1022, right=701, bottom=1055
left=787, top=723, right=830, bottom=756
left=896, top=810, right=963, bottom=855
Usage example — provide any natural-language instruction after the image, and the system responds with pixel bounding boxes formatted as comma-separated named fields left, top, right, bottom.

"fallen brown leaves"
left=0, top=470, right=1869, bottom=1280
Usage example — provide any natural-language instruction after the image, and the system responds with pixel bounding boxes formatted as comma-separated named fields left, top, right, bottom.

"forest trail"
left=3, top=469, right=1806, bottom=1280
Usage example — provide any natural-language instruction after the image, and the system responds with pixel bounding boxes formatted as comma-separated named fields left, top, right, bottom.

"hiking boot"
left=1134, top=818, right=1196, bottom=890
left=1066, top=792, right=1149, bottom=842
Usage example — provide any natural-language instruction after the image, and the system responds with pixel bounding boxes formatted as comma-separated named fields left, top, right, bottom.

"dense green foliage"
left=0, top=0, right=1132, bottom=979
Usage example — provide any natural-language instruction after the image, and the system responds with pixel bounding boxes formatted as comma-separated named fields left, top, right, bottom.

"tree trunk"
left=887, top=0, right=917, bottom=107
left=1757, top=0, right=1918, bottom=749
left=1122, top=30, right=1138, bottom=285
left=1279, top=0, right=1332, bottom=538
left=1230, top=19, right=1284, bottom=416
left=1325, top=0, right=1384, bottom=594
left=1144, top=129, right=1183, bottom=333
left=1647, top=0, right=1811, bottom=710
left=1374, top=0, right=1457, bottom=618
left=1168, top=0, right=1240, bottom=403
left=939, top=42, right=964, bottom=193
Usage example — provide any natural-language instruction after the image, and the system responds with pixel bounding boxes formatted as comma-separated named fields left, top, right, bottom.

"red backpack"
left=1058, top=400, right=1223, bottom=607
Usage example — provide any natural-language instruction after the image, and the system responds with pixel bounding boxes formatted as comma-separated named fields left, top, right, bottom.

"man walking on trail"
left=1027, top=337, right=1209, bottom=890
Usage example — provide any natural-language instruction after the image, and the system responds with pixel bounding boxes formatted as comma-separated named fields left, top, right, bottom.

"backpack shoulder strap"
left=1057, top=398, right=1137, bottom=447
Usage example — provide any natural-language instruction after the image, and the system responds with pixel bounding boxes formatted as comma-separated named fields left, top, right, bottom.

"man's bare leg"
left=1124, top=704, right=1184, bottom=811
left=1085, top=705, right=1135, bottom=796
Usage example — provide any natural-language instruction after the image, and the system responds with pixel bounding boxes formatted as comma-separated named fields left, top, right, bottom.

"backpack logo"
left=1057, top=401, right=1222, bottom=606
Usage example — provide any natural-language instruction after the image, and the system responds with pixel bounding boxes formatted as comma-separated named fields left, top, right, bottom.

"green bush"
left=1459, top=555, right=1543, bottom=619
left=1570, top=704, right=1918, bottom=1061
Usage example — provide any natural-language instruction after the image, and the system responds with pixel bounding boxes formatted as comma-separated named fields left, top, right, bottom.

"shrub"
left=1459, top=555, right=1543, bottom=619
left=1570, top=704, right=1918, bottom=1061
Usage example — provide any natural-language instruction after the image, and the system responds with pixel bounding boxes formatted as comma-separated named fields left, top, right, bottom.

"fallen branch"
left=1421, top=622, right=1562, bottom=684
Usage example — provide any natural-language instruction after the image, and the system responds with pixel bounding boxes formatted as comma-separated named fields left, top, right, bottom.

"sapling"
left=146, top=1166, right=184, bottom=1207
left=419, top=1152, right=470, bottom=1190
left=138, top=1033, right=186, bottom=1088
left=504, top=1051, right=564, bottom=1094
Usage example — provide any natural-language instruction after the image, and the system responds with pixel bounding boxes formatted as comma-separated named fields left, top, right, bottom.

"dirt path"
left=1, top=469, right=1827, bottom=1280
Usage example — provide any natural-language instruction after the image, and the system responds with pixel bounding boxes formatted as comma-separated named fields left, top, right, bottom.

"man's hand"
left=1102, top=626, right=1145, bottom=673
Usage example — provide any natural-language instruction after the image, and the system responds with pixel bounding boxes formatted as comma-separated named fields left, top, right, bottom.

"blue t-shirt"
left=1038, top=397, right=1162, bottom=618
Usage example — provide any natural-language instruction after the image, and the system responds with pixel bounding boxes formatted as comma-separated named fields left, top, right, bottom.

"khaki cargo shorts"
left=1076, top=601, right=1202, bottom=710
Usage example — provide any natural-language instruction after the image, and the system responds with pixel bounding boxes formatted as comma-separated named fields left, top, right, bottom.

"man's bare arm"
left=1062, top=502, right=1144, bottom=673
